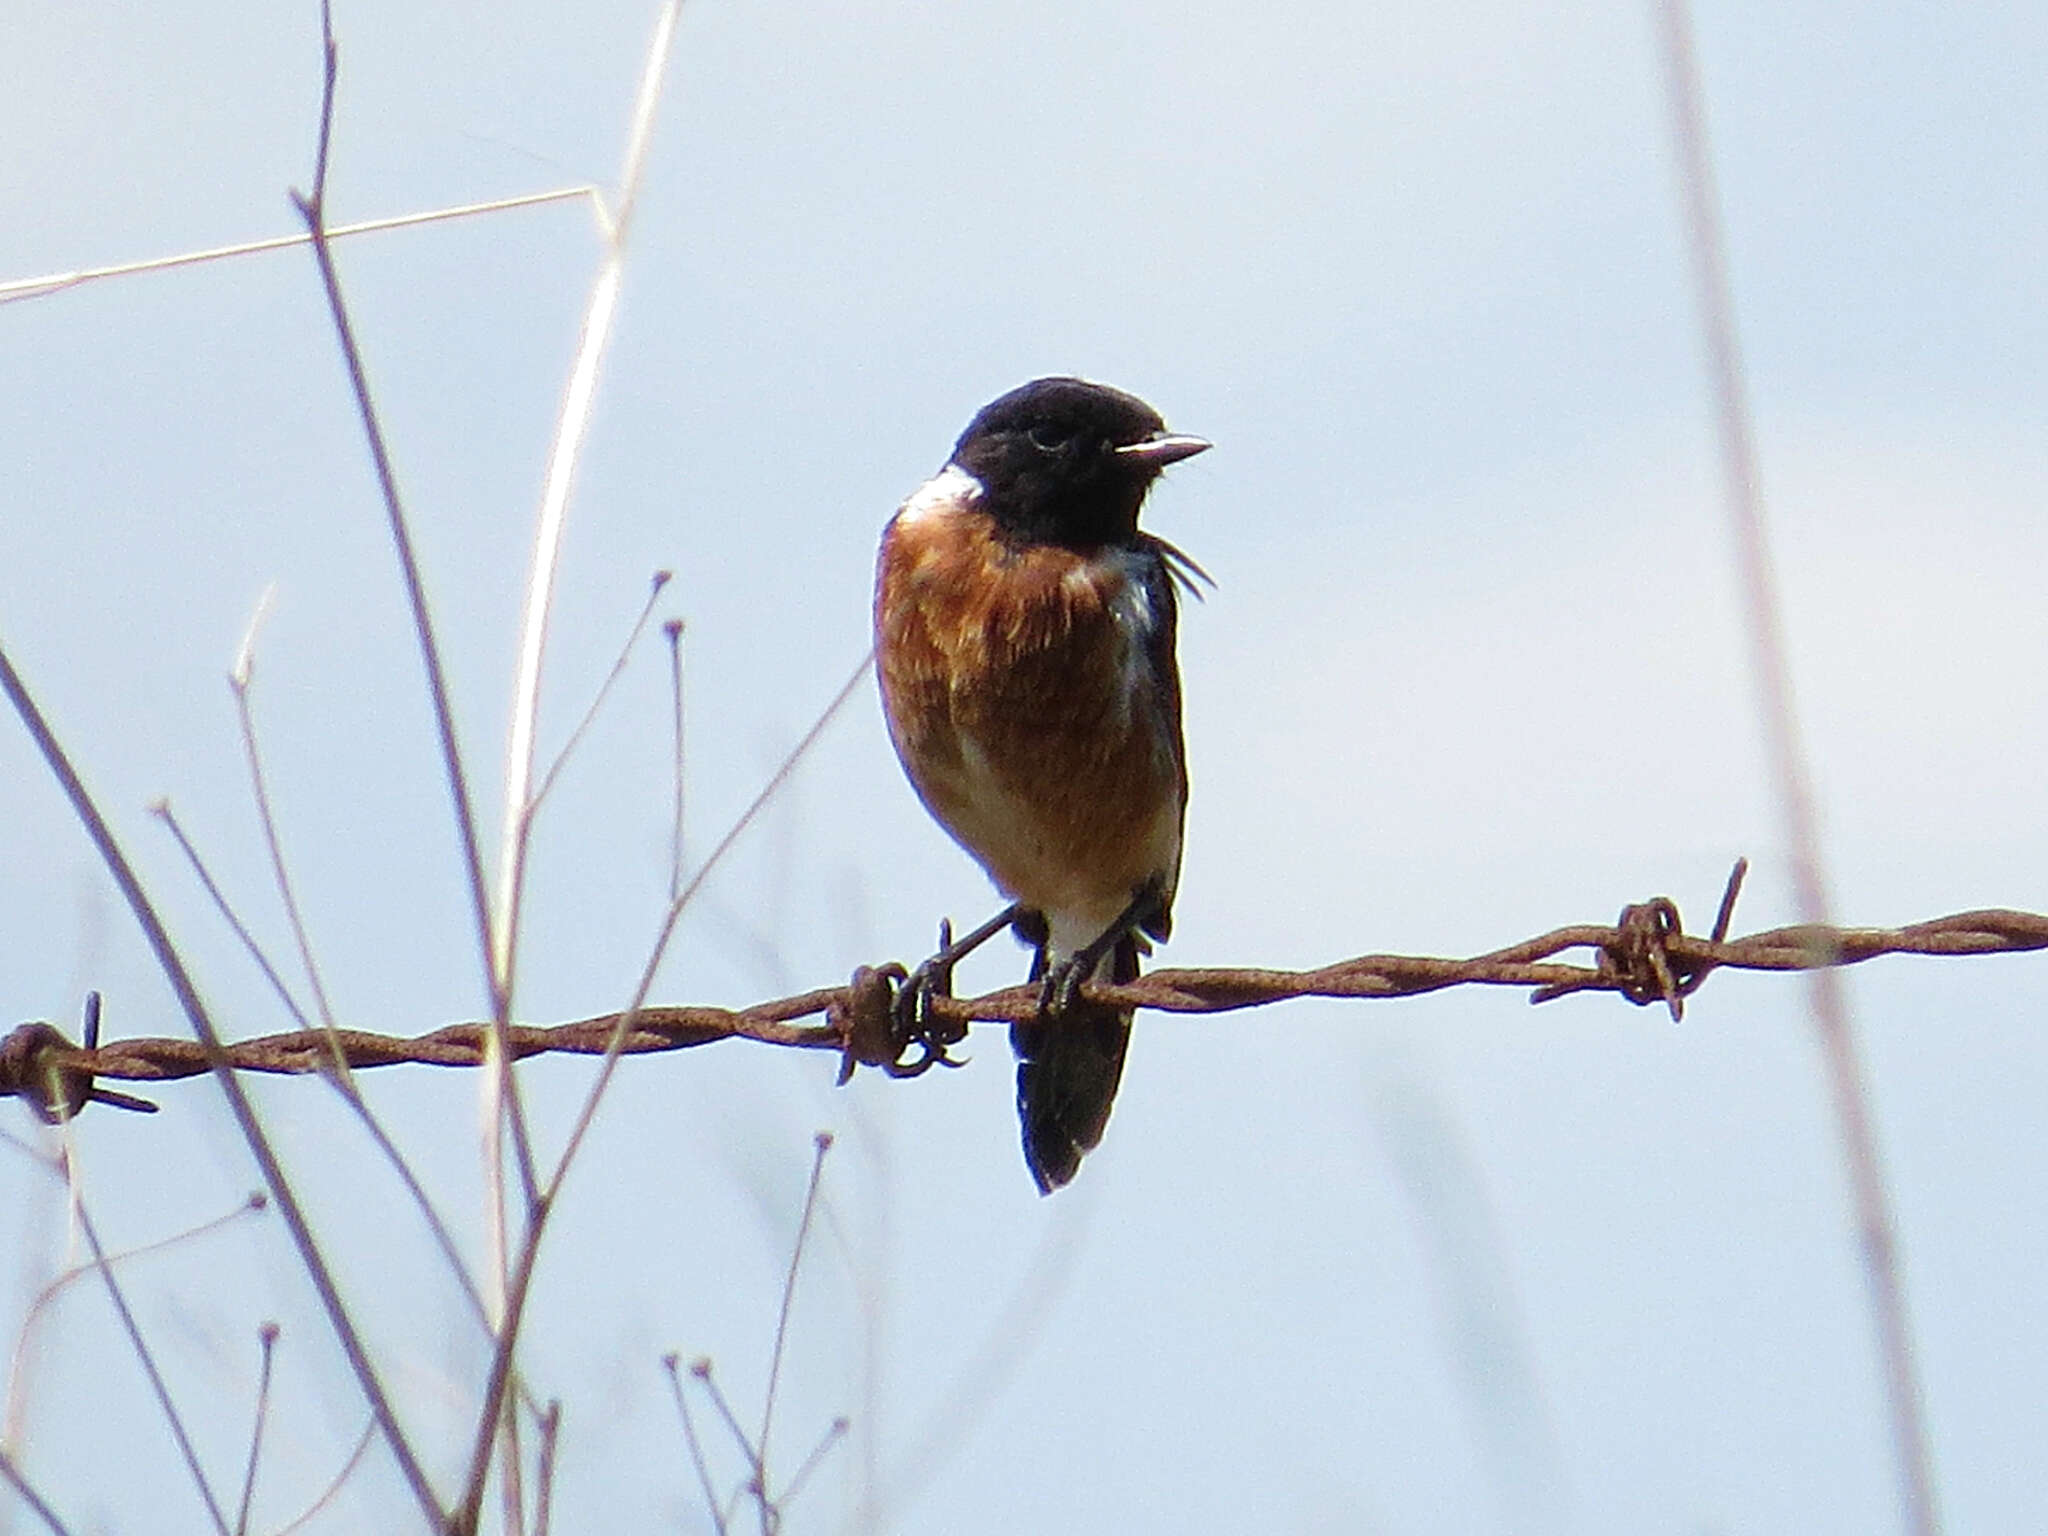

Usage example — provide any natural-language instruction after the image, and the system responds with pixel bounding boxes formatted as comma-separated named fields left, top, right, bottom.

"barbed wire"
left=5, top=861, right=2046, bottom=1124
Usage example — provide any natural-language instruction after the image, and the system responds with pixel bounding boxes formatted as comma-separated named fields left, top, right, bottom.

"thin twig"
left=777, top=1417, right=848, bottom=1514
left=452, top=7, right=690, bottom=1517
left=1652, top=6, right=1940, bottom=1533
left=498, top=1391, right=527, bottom=1536
left=663, top=1355, right=730, bottom=1536
left=0, top=639, right=444, bottom=1527
left=665, top=619, right=687, bottom=902
left=758, top=1134, right=833, bottom=1510
left=0, top=189, right=594, bottom=306
left=547, top=651, right=875, bottom=1189
left=692, top=1359, right=762, bottom=1477
left=0, top=1445, right=71, bottom=1536
left=66, top=1173, right=230, bottom=1535
left=532, top=1401, right=562, bottom=1536
left=233, top=1323, right=281, bottom=1536
left=4, top=1192, right=267, bottom=1440
left=308, top=0, right=336, bottom=206
left=488, top=0, right=685, bottom=1211
left=289, top=0, right=530, bottom=1203
left=528, top=571, right=673, bottom=813
left=154, top=802, right=499, bottom=1338
left=229, top=633, right=347, bottom=1077
left=153, top=804, right=314, bottom=1038
left=450, top=1192, right=551, bottom=1535
left=286, top=19, right=544, bottom=1474
left=262, top=1417, right=374, bottom=1536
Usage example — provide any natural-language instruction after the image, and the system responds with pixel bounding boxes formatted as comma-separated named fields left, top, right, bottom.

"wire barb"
left=8, top=865, right=2047, bottom=1108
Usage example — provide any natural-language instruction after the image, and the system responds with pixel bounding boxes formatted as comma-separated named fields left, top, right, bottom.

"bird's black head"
left=950, top=377, right=1209, bottom=549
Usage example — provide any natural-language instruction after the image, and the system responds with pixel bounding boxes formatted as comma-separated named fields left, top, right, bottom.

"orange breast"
left=875, top=498, right=1184, bottom=941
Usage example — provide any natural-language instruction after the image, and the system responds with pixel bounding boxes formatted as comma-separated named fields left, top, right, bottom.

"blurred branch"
left=10, top=862, right=2048, bottom=1108
left=1652, top=0, right=1941, bottom=1526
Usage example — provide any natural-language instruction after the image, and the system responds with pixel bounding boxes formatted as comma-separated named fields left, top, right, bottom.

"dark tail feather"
left=1011, top=934, right=1137, bottom=1194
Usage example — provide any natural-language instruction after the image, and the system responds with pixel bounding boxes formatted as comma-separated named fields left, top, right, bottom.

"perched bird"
left=873, top=377, right=1209, bottom=1191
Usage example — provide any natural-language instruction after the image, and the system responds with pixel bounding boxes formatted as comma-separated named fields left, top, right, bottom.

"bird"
left=872, top=377, right=1209, bottom=1191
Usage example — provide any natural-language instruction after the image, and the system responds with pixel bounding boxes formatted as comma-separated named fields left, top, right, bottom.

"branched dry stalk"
left=2, top=1185, right=268, bottom=1444
left=281, top=2, right=696, bottom=1526
left=0, top=0, right=656, bottom=1524
left=662, top=1354, right=729, bottom=1536
left=0, top=3, right=1999, bottom=1532
left=660, top=1140, right=846, bottom=1536
left=62, top=1153, right=230, bottom=1535
left=152, top=800, right=499, bottom=1346
left=2, top=2, right=851, bottom=1512
left=0, top=638, right=443, bottom=1528
left=453, top=2, right=696, bottom=1526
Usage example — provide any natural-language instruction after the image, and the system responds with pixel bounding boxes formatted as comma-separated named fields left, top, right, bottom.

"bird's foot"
left=883, top=920, right=973, bottom=1077
left=1036, top=953, right=1091, bottom=1019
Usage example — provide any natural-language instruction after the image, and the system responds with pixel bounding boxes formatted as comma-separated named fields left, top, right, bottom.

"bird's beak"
left=1115, top=432, right=1211, bottom=468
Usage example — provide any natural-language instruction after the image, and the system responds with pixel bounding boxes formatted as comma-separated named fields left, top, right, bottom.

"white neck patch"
left=896, top=463, right=985, bottom=525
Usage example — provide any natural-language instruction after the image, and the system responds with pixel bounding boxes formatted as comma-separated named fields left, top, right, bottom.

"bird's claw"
left=1037, top=955, right=1088, bottom=1018
left=882, top=925, right=972, bottom=1076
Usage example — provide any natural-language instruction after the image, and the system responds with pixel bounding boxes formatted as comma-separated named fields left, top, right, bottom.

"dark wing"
left=1134, top=535, right=1191, bottom=945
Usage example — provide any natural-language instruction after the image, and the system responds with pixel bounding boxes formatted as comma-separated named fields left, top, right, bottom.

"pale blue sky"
left=3, top=3, right=2046, bottom=1531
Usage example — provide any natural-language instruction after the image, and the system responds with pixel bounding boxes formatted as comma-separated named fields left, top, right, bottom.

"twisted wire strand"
left=7, top=865, right=2044, bottom=1118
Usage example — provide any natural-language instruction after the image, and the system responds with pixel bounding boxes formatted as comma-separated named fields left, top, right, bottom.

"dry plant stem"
left=450, top=1193, right=550, bottom=1536
left=154, top=805, right=315, bottom=1037
left=65, top=1173, right=230, bottom=1535
left=526, top=571, right=673, bottom=813
left=154, top=804, right=498, bottom=1340
left=1653, top=5, right=1940, bottom=1533
left=494, top=0, right=680, bottom=981
left=0, top=190, right=593, bottom=307
left=497, top=1396, right=526, bottom=1536
left=3, top=1192, right=265, bottom=1438
left=757, top=1135, right=832, bottom=1513
left=0, top=1446, right=70, bottom=1536
left=532, top=1402, right=562, bottom=1536
left=288, top=22, right=543, bottom=1500
left=0, top=641, right=445, bottom=1528
left=693, top=1361, right=760, bottom=1481
left=488, top=0, right=683, bottom=1213
left=230, top=670, right=346, bottom=1078
left=456, top=5, right=687, bottom=1516
left=662, top=1355, right=729, bottom=1536
left=450, top=652, right=865, bottom=1530
left=549, top=652, right=874, bottom=1188
left=289, top=11, right=534, bottom=1204
left=0, top=1135, right=63, bottom=1462
left=233, top=1324, right=280, bottom=1536
left=777, top=1418, right=848, bottom=1514
left=666, top=619, right=687, bottom=901
left=265, top=1418, right=375, bottom=1536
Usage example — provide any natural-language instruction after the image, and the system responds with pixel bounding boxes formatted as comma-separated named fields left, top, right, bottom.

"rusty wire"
left=5, top=861, right=2047, bottom=1123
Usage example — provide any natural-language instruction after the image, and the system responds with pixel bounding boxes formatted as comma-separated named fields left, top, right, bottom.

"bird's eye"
left=1026, top=425, right=1071, bottom=453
